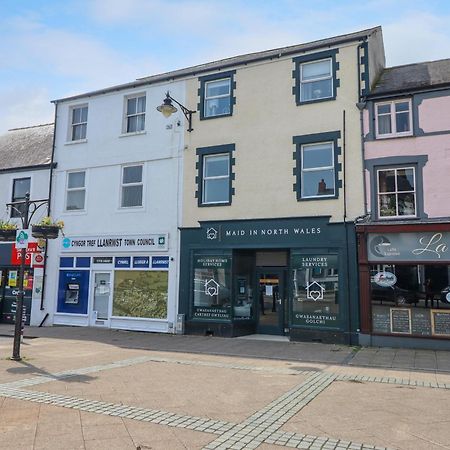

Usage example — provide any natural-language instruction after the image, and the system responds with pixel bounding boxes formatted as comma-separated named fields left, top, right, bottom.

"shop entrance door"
left=90, top=272, right=111, bottom=327
left=256, top=269, right=286, bottom=335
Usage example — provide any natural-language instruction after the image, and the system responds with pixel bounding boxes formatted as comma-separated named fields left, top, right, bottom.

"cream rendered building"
left=171, top=27, right=385, bottom=343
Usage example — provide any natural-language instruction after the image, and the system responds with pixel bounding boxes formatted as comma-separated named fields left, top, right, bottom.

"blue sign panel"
left=115, top=256, right=131, bottom=268
left=133, top=256, right=150, bottom=268
left=57, top=270, right=90, bottom=314
left=152, top=256, right=169, bottom=268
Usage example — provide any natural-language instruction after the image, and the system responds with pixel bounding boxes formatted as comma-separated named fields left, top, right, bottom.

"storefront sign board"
left=368, top=232, right=450, bottom=262
left=61, top=234, right=168, bottom=253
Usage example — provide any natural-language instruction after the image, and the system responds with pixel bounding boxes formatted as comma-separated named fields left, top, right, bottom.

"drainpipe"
left=40, top=102, right=58, bottom=310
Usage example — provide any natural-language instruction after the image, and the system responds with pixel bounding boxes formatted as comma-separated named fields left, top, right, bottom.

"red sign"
left=32, top=253, right=45, bottom=268
left=11, top=243, right=38, bottom=266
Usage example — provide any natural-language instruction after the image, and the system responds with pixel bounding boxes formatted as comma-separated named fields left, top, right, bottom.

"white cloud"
left=0, top=86, right=54, bottom=134
left=384, top=12, right=450, bottom=66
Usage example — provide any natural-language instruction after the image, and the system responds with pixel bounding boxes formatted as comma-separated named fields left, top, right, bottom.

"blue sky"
left=1, top=0, right=450, bottom=133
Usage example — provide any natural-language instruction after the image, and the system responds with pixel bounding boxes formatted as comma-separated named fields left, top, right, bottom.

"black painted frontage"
left=179, top=217, right=359, bottom=344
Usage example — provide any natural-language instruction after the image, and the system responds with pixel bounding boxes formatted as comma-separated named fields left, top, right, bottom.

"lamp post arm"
left=167, top=93, right=196, bottom=132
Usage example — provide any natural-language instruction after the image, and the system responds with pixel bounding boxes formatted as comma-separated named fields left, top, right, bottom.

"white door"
left=90, top=272, right=111, bottom=327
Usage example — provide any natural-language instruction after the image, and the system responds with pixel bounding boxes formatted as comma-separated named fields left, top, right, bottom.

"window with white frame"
left=377, top=167, right=416, bottom=218
left=301, top=142, right=335, bottom=198
left=121, top=165, right=143, bottom=208
left=71, top=106, right=88, bottom=141
left=66, top=171, right=86, bottom=211
left=300, top=59, right=333, bottom=102
left=204, top=78, right=231, bottom=118
left=126, top=95, right=146, bottom=133
left=376, top=99, right=412, bottom=138
left=202, top=154, right=230, bottom=204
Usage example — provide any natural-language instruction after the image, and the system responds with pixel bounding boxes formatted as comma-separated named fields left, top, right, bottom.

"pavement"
left=0, top=325, right=449, bottom=449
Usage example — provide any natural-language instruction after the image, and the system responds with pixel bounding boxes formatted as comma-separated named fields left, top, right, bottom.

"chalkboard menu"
left=372, top=309, right=390, bottom=334
left=411, top=310, right=432, bottom=336
left=390, top=308, right=412, bottom=334
left=432, top=311, right=450, bottom=337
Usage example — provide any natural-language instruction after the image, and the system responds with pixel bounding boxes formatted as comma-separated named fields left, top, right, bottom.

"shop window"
left=370, top=264, right=450, bottom=337
left=377, top=167, right=416, bottom=218
left=11, top=177, right=30, bottom=218
left=192, top=254, right=232, bottom=320
left=375, top=99, right=412, bottom=138
left=198, top=71, right=235, bottom=120
left=113, top=270, right=168, bottom=319
left=70, top=105, right=88, bottom=141
left=66, top=171, right=86, bottom=211
left=293, top=49, right=339, bottom=105
left=121, top=164, right=143, bottom=208
left=291, top=253, right=339, bottom=328
left=124, top=94, right=146, bottom=133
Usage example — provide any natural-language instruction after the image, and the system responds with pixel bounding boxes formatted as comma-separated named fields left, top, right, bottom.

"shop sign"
left=294, top=313, right=338, bottom=327
left=198, top=218, right=333, bottom=246
left=192, top=306, right=230, bottom=320
left=115, top=257, right=131, bottom=268
left=32, top=253, right=45, bottom=268
left=15, top=229, right=30, bottom=249
left=368, top=232, right=450, bottom=262
left=193, top=256, right=231, bottom=269
left=93, top=257, right=113, bottom=264
left=373, top=271, right=397, bottom=287
left=152, top=256, right=169, bottom=268
left=133, top=256, right=150, bottom=268
left=61, top=233, right=168, bottom=253
left=11, top=243, right=38, bottom=266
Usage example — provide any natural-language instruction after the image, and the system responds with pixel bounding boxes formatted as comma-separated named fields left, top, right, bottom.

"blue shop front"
left=179, top=217, right=359, bottom=344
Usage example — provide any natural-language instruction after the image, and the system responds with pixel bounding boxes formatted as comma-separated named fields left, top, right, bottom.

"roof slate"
left=53, top=26, right=381, bottom=104
left=0, top=124, right=54, bottom=172
left=371, top=58, right=450, bottom=96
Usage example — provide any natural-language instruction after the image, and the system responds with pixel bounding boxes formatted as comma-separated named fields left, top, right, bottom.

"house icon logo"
left=306, top=281, right=325, bottom=301
left=205, top=279, right=220, bottom=296
left=206, top=227, right=218, bottom=240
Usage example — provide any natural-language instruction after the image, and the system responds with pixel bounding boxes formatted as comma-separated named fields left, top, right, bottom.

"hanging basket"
left=0, top=228, right=17, bottom=242
left=31, top=225, right=60, bottom=240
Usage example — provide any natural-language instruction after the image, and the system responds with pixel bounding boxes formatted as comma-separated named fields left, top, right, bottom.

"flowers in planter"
left=0, top=220, right=18, bottom=241
left=31, top=217, right=64, bottom=239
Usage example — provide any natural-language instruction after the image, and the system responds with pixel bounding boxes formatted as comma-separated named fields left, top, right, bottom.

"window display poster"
left=8, top=271, right=17, bottom=287
left=32, top=275, right=44, bottom=302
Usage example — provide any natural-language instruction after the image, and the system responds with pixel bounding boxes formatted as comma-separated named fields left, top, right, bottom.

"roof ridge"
left=384, top=57, right=450, bottom=71
left=8, top=123, right=54, bottom=132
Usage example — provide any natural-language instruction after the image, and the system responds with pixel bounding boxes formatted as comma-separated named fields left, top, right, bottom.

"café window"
left=291, top=254, right=339, bottom=327
left=377, top=167, right=416, bottom=218
left=370, top=264, right=450, bottom=338
left=113, top=270, right=167, bottom=319
left=192, top=254, right=232, bottom=320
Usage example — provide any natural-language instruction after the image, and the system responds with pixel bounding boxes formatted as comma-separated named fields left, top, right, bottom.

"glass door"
left=90, top=272, right=111, bottom=326
left=256, top=269, right=286, bottom=335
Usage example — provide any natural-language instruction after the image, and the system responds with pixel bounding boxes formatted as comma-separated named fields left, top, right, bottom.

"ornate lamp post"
left=6, top=193, right=51, bottom=361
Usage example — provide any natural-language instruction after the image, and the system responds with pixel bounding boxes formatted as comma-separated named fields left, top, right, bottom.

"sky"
left=1, top=0, right=450, bottom=133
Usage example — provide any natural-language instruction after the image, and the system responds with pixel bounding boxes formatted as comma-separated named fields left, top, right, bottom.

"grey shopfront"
left=357, top=223, right=450, bottom=349
left=179, top=217, right=359, bottom=344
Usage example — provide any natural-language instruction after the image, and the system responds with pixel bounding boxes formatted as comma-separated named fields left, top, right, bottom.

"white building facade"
left=42, top=80, right=186, bottom=332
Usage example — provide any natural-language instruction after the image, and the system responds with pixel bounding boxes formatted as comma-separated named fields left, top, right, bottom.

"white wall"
left=40, top=81, right=185, bottom=328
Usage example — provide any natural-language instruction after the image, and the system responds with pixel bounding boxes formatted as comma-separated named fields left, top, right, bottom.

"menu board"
left=372, top=309, right=390, bottom=334
left=411, top=310, right=432, bottom=336
left=432, top=310, right=450, bottom=337
left=390, top=308, right=412, bottom=334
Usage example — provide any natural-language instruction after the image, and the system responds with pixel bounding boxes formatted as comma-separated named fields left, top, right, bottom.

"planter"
left=0, top=229, right=17, bottom=242
left=31, top=225, right=60, bottom=239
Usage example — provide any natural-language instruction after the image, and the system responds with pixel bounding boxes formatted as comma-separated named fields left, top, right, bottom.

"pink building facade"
left=357, top=59, right=450, bottom=349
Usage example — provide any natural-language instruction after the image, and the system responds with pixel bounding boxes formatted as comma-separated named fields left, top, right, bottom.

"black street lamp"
left=157, top=92, right=196, bottom=132
left=6, top=193, right=49, bottom=361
